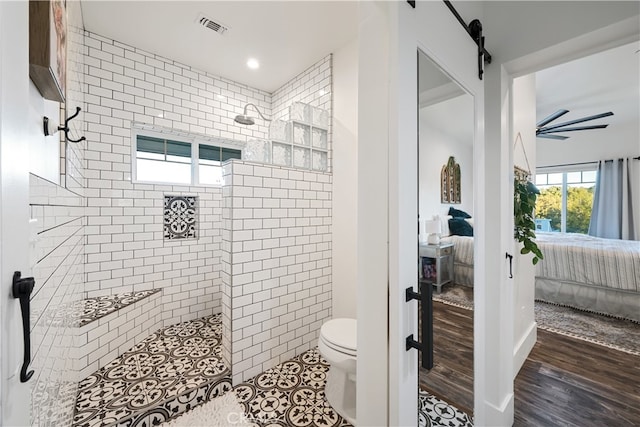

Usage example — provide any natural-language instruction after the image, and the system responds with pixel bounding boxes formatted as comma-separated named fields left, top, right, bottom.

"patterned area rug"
left=433, top=284, right=640, bottom=356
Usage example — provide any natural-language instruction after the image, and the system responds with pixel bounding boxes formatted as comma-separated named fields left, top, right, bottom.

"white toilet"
left=318, top=318, right=357, bottom=425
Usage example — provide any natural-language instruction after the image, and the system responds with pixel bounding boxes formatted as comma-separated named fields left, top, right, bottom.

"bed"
left=534, top=232, right=640, bottom=322
left=438, top=224, right=640, bottom=322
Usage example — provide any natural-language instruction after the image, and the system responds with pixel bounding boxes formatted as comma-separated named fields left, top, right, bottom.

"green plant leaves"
left=514, top=178, right=544, bottom=266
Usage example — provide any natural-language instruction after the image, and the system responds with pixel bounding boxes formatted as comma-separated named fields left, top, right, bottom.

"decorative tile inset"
left=73, top=314, right=231, bottom=427
left=235, top=348, right=352, bottom=427
left=77, top=290, right=161, bottom=327
left=164, top=195, right=198, bottom=240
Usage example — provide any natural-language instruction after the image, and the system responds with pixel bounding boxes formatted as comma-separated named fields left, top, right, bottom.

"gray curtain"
left=588, top=157, right=639, bottom=240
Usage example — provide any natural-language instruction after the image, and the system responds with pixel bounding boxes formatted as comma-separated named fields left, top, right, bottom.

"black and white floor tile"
left=73, top=314, right=231, bottom=427
left=419, top=390, right=474, bottom=427
left=78, top=290, right=161, bottom=327
left=73, top=314, right=471, bottom=427
left=234, top=349, right=352, bottom=427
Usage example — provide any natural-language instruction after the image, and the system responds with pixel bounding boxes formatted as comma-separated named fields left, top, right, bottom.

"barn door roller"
left=431, top=1, right=492, bottom=80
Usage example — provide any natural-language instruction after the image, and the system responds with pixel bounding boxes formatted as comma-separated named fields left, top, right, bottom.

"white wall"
left=419, top=94, right=474, bottom=223
left=331, top=38, right=358, bottom=320
left=511, top=74, right=537, bottom=377
left=28, top=85, right=60, bottom=183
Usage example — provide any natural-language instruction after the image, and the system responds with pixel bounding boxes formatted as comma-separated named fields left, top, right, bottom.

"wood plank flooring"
left=419, top=300, right=640, bottom=426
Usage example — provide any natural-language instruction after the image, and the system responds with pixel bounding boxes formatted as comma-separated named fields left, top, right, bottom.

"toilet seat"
left=320, top=318, right=356, bottom=357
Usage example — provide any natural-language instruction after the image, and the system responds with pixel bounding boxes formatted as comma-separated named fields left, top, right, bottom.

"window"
left=535, top=168, right=597, bottom=234
left=133, top=132, right=242, bottom=185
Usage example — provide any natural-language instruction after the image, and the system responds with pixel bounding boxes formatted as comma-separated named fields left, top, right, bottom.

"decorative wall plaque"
left=441, top=156, right=461, bottom=204
left=164, top=195, right=198, bottom=240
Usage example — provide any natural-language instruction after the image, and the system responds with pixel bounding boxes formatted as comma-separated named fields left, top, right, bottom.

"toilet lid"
left=321, top=318, right=357, bottom=354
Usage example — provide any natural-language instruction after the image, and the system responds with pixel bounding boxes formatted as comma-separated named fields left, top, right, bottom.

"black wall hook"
left=43, top=106, right=86, bottom=143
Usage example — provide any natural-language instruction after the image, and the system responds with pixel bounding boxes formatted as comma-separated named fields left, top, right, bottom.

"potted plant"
left=514, top=179, right=543, bottom=265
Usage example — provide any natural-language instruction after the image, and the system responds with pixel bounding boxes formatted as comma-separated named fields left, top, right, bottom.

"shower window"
left=133, top=132, right=242, bottom=185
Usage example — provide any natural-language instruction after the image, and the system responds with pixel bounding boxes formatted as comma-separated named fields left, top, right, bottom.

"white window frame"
left=535, top=164, right=597, bottom=233
left=131, top=127, right=243, bottom=187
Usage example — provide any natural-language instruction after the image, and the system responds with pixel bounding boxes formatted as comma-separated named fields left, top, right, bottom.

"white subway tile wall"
left=83, top=31, right=333, bottom=335
left=75, top=291, right=163, bottom=379
left=83, top=30, right=273, bottom=328
left=222, top=161, right=332, bottom=384
left=29, top=5, right=86, bottom=425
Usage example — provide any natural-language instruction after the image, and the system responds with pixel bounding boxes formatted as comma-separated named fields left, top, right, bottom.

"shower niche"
left=245, top=102, right=329, bottom=172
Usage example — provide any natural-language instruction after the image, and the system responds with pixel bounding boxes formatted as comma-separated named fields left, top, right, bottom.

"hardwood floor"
left=419, top=300, right=640, bottom=426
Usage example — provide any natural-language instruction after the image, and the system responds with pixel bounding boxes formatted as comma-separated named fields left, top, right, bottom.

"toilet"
left=318, top=318, right=357, bottom=425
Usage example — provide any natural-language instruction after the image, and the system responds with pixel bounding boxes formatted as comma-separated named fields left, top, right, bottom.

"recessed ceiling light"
left=247, top=58, right=260, bottom=70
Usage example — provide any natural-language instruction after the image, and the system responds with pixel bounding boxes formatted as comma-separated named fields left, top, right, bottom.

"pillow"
left=449, top=217, right=474, bottom=237
left=448, top=206, right=471, bottom=219
left=465, top=218, right=474, bottom=228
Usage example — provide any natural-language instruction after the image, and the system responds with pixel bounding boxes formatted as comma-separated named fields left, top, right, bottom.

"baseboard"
left=513, top=321, right=537, bottom=379
left=481, top=392, right=514, bottom=427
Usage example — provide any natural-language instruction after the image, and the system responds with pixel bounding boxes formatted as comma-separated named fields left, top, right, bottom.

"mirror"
left=417, top=49, right=475, bottom=422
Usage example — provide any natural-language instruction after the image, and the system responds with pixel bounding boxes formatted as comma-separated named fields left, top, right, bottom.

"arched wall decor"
left=441, top=156, right=461, bottom=204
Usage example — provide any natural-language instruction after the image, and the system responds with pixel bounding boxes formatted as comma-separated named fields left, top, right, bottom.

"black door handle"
left=405, top=282, right=433, bottom=370
left=506, top=252, right=514, bottom=279
left=12, top=271, right=35, bottom=383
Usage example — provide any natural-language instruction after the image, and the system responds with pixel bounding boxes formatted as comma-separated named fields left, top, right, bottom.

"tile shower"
left=30, top=25, right=334, bottom=425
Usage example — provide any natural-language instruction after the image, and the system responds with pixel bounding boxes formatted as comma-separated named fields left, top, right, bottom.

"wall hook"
left=43, top=106, right=86, bottom=143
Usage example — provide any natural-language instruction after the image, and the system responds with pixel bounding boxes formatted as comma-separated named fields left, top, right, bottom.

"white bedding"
left=440, top=232, right=640, bottom=320
left=441, top=235, right=474, bottom=286
left=535, top=232, right=640, bottom=292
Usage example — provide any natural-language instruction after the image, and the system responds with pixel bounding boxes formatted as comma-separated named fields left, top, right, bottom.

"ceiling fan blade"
left=538, top=111, right=614, bottom=133
left=537, top=134, right=569, bottom=140
left=538, top=124, right=609, bottom=134
left=536, top=109, right=569, bottom=128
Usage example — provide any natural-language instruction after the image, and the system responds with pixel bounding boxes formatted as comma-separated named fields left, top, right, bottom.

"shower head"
left=234, top=103, right=271, bottom=126
left=233, top=114, right=255, bottom=126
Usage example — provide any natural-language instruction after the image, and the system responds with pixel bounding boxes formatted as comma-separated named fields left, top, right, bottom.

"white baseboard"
left=482, top=392, right=515, bottom=427
left=513, top=321, right=537, bottom=379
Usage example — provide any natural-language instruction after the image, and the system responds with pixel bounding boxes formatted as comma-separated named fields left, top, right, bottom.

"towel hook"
left=43, top=106, right=86, bottom=143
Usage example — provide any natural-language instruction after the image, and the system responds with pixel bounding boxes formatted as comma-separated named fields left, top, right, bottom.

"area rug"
left=161, top=391, right=257, bottom=426
left=433, top=284, right=640, bottom=356
left=419, top=390, right=473, bottom=427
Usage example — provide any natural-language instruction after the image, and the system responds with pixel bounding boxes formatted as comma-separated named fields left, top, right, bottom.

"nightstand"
left=419, top=242, right=454, bottom=293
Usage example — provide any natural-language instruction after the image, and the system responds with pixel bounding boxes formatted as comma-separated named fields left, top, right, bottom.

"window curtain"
left=588, top=157, right=639, bottom=240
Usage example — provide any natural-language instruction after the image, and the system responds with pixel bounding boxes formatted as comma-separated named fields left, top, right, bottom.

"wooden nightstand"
left=419, top=242, right=454, bottom=293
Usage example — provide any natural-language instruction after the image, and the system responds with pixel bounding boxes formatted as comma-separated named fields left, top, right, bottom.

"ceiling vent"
left=196, top=13, right=229, bottom=35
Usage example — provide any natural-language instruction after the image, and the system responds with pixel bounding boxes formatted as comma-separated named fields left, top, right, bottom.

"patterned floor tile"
left=235, top=348, right=353, bottom=427
left=73, top=314, right=231, bottom=427
left=419, top=390, right=473, bottom=427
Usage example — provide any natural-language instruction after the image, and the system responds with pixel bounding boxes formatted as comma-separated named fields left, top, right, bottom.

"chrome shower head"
left=234, top=114, right=255, bottom=126
left=233, top=103, right=271, bottom=126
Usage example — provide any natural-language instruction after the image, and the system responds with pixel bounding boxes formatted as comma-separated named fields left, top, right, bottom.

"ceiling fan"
left=536, top=109, right=614, bottom=140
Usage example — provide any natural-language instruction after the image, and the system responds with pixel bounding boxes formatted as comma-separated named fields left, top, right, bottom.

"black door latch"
left=12, top=271, right=35, bottom=383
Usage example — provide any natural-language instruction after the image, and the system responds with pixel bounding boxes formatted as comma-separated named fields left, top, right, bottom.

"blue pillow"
left=449, top=218, right=473, bottom=236
left=448, top=207, right=471, bottom=219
